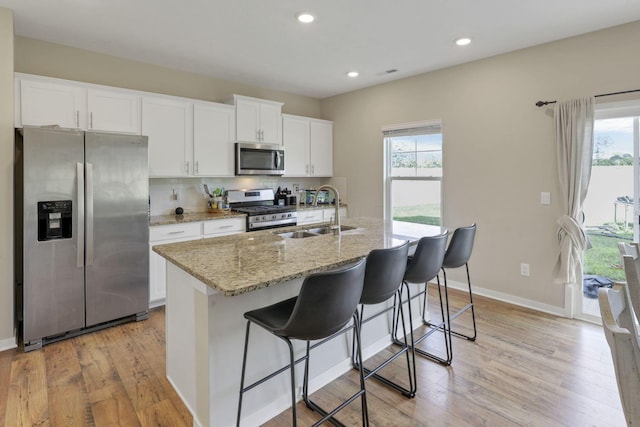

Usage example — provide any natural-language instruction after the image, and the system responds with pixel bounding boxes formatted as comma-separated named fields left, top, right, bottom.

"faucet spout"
left=312, top=185, right=341, bottom=235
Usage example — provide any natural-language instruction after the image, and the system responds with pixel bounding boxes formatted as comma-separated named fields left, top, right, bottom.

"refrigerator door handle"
left=77, top=162, right=85, bottom=268
left=86, top=162, right=94, bottom=266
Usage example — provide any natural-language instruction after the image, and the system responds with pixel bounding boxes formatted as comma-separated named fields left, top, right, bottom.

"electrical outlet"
left=541, top=192, right=551, bottom=205
left=520, top=263, right=530, bottom=276
left=171, top=188, right=178, bottom=201
left=293, top=183, right=300, bottom=193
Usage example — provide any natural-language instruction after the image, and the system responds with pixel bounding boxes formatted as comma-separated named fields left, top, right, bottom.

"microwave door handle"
left=275, top=151, right=281, bottom=170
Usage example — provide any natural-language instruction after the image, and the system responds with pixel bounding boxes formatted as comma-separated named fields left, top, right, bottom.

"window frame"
left=382, top=120, right=443, bottom=224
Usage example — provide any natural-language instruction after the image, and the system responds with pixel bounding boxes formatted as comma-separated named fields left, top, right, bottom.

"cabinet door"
left=19, top=79, right=86, bottom=128
left=259, top=102, right=282, bottom=144
left=193, top=103, right=235, bottom=176
left=282, top=115, right=310, bottom=176
left=235, top=98, right=260, bottom=142
left=88, top=89, right=141, bottom=134
left=143, top=97, right=193, bottom=177
left=297, top=209, right=324, bottom=225
left=310, top=120, right=333, bottom=176
left=149, top=222, right=202, bottom=305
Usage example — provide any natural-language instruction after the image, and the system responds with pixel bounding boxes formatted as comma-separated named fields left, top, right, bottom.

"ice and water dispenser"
left=37, top=200, right=72, bottom=241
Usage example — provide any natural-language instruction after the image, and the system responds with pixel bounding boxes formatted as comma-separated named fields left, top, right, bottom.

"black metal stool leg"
left=397, top=278, right=453, bottom=366
left=445, top=264, right=477, bottom=341
left=236, top=320, right=251, bottom=427
left=304, top=314, right=369, bottom=427
left=285, top=337, right=297, bottom=427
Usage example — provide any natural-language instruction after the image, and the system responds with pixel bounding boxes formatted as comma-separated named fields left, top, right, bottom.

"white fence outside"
left=583, top=165, right=633, bottom=227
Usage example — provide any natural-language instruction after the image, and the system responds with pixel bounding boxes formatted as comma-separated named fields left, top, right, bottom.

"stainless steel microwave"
left=235, top=142, right=285, bottom=175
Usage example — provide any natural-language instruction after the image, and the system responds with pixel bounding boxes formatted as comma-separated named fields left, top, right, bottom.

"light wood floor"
left=0, top=288, right=626, bottom=426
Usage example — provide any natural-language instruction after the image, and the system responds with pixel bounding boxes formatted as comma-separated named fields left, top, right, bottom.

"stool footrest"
left=304, top=391, right=365, bottom=427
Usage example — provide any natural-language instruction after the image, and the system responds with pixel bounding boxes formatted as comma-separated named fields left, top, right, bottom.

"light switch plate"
left=541, top=192, right=551, bottom=205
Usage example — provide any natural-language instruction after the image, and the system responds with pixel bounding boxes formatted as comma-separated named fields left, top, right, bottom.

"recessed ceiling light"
left=455, top=37, right=472, bottom=46
left=347, top=71, right=359, bottom=78
left=296, top=12, right=315, bottom=23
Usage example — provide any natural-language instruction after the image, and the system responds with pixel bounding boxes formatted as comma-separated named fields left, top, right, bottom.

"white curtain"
left=553, top=97, right=595, bottom=285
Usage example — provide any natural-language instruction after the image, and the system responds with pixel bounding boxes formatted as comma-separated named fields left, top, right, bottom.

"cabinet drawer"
left=149, top=222, right=202, bottom=242
left=203, top=217, right=246, bottom=236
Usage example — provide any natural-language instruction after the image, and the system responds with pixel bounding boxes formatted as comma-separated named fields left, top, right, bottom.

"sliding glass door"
left=580, top=100, right=640, bottom=319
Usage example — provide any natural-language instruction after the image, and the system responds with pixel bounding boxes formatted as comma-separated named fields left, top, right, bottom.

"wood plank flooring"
left=0, top=289, right=626, bottom=426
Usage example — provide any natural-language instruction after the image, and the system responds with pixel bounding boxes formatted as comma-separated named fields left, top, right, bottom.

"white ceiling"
left=2, top=0, right=640, bottom=99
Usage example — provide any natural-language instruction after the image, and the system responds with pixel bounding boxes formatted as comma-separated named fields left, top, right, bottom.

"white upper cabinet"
left=282, top=114, right=333, bottom=177
left=233, top=94, right=283, bottom=144
left=16, top=75, right=141, bottom=134
left=309, top=119, right=333, bottom=177
left=282, top=115, right=310, bottom=176
left=143, top=96, right=193, bottom=177
left=87, top=89, right=141, bottom=134
left=18, top=78, right=86, bottom=129
left=193, top=102, right=236, bottom=176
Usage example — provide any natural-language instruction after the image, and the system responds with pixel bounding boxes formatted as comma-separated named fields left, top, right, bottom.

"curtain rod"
left=535, top=88, right=640, bottom=107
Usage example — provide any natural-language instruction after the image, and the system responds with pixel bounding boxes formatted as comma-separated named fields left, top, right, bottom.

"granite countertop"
left=149, top=205, right=346, bottom=226
left=152, top=217, right=444, bottom=297
left=149, top=211, right=246, bottom=226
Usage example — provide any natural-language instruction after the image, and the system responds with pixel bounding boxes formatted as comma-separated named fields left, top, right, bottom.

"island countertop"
left=152, top=217, right=444, bottom=296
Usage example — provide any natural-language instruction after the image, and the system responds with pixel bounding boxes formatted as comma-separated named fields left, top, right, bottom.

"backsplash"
left=150, top=176, right=347, bottom=215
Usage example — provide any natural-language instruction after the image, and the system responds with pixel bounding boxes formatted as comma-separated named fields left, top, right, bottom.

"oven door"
left=236, top=143, right=285, bottom=175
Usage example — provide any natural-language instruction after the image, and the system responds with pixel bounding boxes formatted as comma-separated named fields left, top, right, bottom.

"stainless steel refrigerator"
left=15, top=126, right=149, bottom=351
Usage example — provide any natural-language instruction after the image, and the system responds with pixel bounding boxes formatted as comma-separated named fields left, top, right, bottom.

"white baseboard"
left=0, top=335, right=17, bottom=352
left=149, top=298, right=166, bottom=309
left=445, top=279, right=566, bottom=317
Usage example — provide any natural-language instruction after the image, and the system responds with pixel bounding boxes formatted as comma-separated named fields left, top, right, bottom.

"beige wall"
left=321, top=20, right=640, bottom=310
left=14, top=37, right=322, bottom=118
left=0, top=7, right=14, bottom=347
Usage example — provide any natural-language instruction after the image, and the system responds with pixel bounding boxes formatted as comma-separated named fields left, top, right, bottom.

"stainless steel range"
left=227, top=188, right=297, bottom=231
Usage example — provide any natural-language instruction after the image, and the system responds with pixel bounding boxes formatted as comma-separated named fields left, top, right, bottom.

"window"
left=383, top=121, right=442, bottom=225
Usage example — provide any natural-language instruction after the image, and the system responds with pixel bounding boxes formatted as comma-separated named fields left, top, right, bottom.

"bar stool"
left=350, top=241, right=415, bottom=397
left=437, top=224, right=477, bottom=341
left=236, top=259, right=368, bottom=427
left=393, top=233, right=450, bottom=365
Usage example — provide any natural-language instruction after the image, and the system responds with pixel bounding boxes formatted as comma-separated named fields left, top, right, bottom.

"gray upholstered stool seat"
left=237, top=258, right=369, bottom=427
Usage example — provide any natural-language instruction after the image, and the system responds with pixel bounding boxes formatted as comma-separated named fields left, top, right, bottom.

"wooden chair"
left=618, top=242, right=640, bottom=321
left=598, top=283, right=640, bottom=426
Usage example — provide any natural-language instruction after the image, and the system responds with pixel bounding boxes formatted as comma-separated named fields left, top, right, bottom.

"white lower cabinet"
left=296, top=207, right=347, bottom=226
left=296, top=209, right=324, bottom=226
left=324, top=207, right=348, bottom=223
left=149, top=222, right=203, bottom=306
left=149, top=218, right=246, bottom=306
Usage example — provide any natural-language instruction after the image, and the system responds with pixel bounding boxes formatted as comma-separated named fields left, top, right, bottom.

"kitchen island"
left=153, top=217, right=444, bottom=427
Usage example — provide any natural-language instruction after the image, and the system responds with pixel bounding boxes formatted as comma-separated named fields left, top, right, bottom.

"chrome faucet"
left=312, top=184, right=341, bottom=235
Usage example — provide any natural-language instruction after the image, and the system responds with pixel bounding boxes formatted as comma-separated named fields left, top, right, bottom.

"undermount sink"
left=306, top=225, right=358, bottom=234
left=278, top=225, right=358, bottom=239
left=277, top=230, right=319, bottom=239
